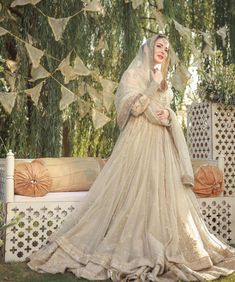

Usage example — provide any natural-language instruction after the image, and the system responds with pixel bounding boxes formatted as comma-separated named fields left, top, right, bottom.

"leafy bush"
left=197, top=52, right=235, bottom=105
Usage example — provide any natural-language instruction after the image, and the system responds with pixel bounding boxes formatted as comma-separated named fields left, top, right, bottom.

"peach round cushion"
left=193, top=165, right=224, bottom=197
left=14, top=161, right=52, bottom=197
left=33, top=157, right=105, bottom=193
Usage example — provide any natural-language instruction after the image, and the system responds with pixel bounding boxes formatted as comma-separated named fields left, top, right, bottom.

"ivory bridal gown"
left=28, top=35, right=235, bottom=281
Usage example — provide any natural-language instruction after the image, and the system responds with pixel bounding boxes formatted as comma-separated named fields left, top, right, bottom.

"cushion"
left=14, top=157, right=106, bottom=197
left=14, top=161, right=52, bottom=197
left=193, top=165, right=224, bottom=197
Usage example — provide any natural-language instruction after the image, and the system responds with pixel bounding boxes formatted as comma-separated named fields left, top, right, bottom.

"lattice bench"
left=0, top=151, right=235, bottom=262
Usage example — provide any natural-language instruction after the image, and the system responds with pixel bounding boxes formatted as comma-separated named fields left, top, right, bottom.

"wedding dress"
left=28, top=35, right=235, bottom=281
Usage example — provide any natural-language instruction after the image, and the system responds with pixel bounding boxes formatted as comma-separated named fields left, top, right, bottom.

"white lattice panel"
left=198, top=197, right=235, bottom=244
left=187, top=102, right=235, bottom=196
left=3, top=197, right=235, bottom=262
left=4, top=202, right=82, bottom=262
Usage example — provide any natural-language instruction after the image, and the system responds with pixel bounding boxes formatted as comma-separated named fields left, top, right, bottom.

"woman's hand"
left=151, top=69, right=163, bottom=84
left=156, top=109, right=170, bottom=120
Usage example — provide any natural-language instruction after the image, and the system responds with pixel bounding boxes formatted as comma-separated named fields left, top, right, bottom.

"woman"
left=28, top=34, right=235, bottom=281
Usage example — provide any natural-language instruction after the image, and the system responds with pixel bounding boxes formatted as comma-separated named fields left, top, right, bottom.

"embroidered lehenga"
left=28, top=35, right=235, bottom=281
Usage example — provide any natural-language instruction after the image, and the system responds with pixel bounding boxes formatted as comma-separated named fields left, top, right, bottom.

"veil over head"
left=115, top=34, right=169, bottom=129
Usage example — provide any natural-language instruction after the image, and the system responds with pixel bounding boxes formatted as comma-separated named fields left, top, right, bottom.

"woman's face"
left=153, top=37, right=169, bottom=65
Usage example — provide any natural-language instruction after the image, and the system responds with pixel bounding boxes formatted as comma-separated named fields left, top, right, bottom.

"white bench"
left=0, top=151, right=234, bottom=262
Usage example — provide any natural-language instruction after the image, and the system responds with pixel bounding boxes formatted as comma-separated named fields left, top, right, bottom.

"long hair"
left=153, top=34, right=170, bottom=91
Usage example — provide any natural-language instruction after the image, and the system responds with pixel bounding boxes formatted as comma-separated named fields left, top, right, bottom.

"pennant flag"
left=77, top=81, right=87, bottom=97
left=174, top=20, right=191, bottom=41
left=48, top=17, right=70, bottom=41
left=0, top=91, right=17, bottom=113
left=0, top=27, right=8, bottom=36
left=25, top=43, right=44, bottom=68
left=216, top=26, right=227, bottom=47
left=200, top=31, right=212, bottom=46
left=87, top=85, right=103, bottom=110
left=99, top=78, right=117, bottom=111
left=77, top=97, right=90, bottom=118
left=25, top=81, right=44, bottom=105
left=74, top=56, right=90, bottom=76
left=6, top=59, right=17, bottom=73
left=83, top=0, right=104, bottom=13
left=155, top=11, right=167, bottom=30
left=131, top=0, right=144, bottom=9
left=92, top=109, right=110, bottom=129
left=30, top=64, right=50, bottom=81
left=58, top=53, right=90, bottom=84
left=171, top=64, right=191, bottom=92
left=60, top=85, right=75, bottom=110
left=11, top=0, right=42, bottom=7
left=5, top=72, right=16, bottom=91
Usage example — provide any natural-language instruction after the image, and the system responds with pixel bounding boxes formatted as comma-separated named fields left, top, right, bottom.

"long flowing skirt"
left=28, top=115, right=235, bottom=281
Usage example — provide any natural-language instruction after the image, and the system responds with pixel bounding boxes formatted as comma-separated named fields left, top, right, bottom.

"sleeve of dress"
left=131, top=94, right=150, bottom=117
left=130, top=80, right=160, bottom=117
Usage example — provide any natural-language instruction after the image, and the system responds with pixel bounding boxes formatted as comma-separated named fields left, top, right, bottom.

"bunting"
left=0, top=91, right=17, bottom=113
left=30, top=64, right=50, bottom=81
left=48, top=17, right=70, bottom=41
left=60, top=85, right=75, bottom=110
left=99, top=78, right=117, bottom=112
left=25, top=81, right=44, bottom=105
left=92, top=108, right=110, bottom=129
left=25, top=43, right=44, bottom=68
left=83, top=0, right=104, bottom=13
left=11, top=0, right=42, bottom=7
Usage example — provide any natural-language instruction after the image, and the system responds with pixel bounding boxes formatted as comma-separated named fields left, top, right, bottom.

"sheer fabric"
left=28, top=35, right=235, bottom=281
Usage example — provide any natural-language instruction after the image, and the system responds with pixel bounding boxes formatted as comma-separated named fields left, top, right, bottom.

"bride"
left=28, top=34, right=235, bottom=281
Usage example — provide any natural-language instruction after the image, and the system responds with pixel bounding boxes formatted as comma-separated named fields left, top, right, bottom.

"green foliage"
left=197, top=52, right=235, bottom=105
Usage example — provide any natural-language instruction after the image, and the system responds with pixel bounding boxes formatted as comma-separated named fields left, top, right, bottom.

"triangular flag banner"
left=6, top=60, right=17, bottom=73
left=57, top=51, right=71, bottom=71
left=5, top=72, right=16, bottom=91
left=60, top=85, right=75, bottom=110
left=216, top=26, right=227, bottom=47
left=155, top=11, right=167, bottom=30
left=99, top=78, right=117, bottom=112
left=174, top=20, right=191, bottom=42
left=92, top=108, right=110, bottom=129
left=58, top=53, right=90, bottom=84
left=25, top=43, right=44, bottom=68
left=30, top=64, right=50, bottom=81
left=83, top=0, right=103, bottom=13
left=48, top=17, right=70, bottom=41
left=0, top=27, right=8, bottom=36
left=11, top=0, right=42, bottom=7
left=131, top=0, right=143, bottom=9
left=200, top=31, right=212, bottom=46
left=0, top=91, right=17, bottom=113
left=87, top=85, right=103, bottom=110
left=74, top=56, right=90, bottom=76
left=77, top=97, right=90, bottom=118
left=25, top=81, right=44, bottom=105
left=171, top=65, right=191, bottom=92
left=190, top=45, right=202, bottom=67
left=77, top=81, right=87, bottom=97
